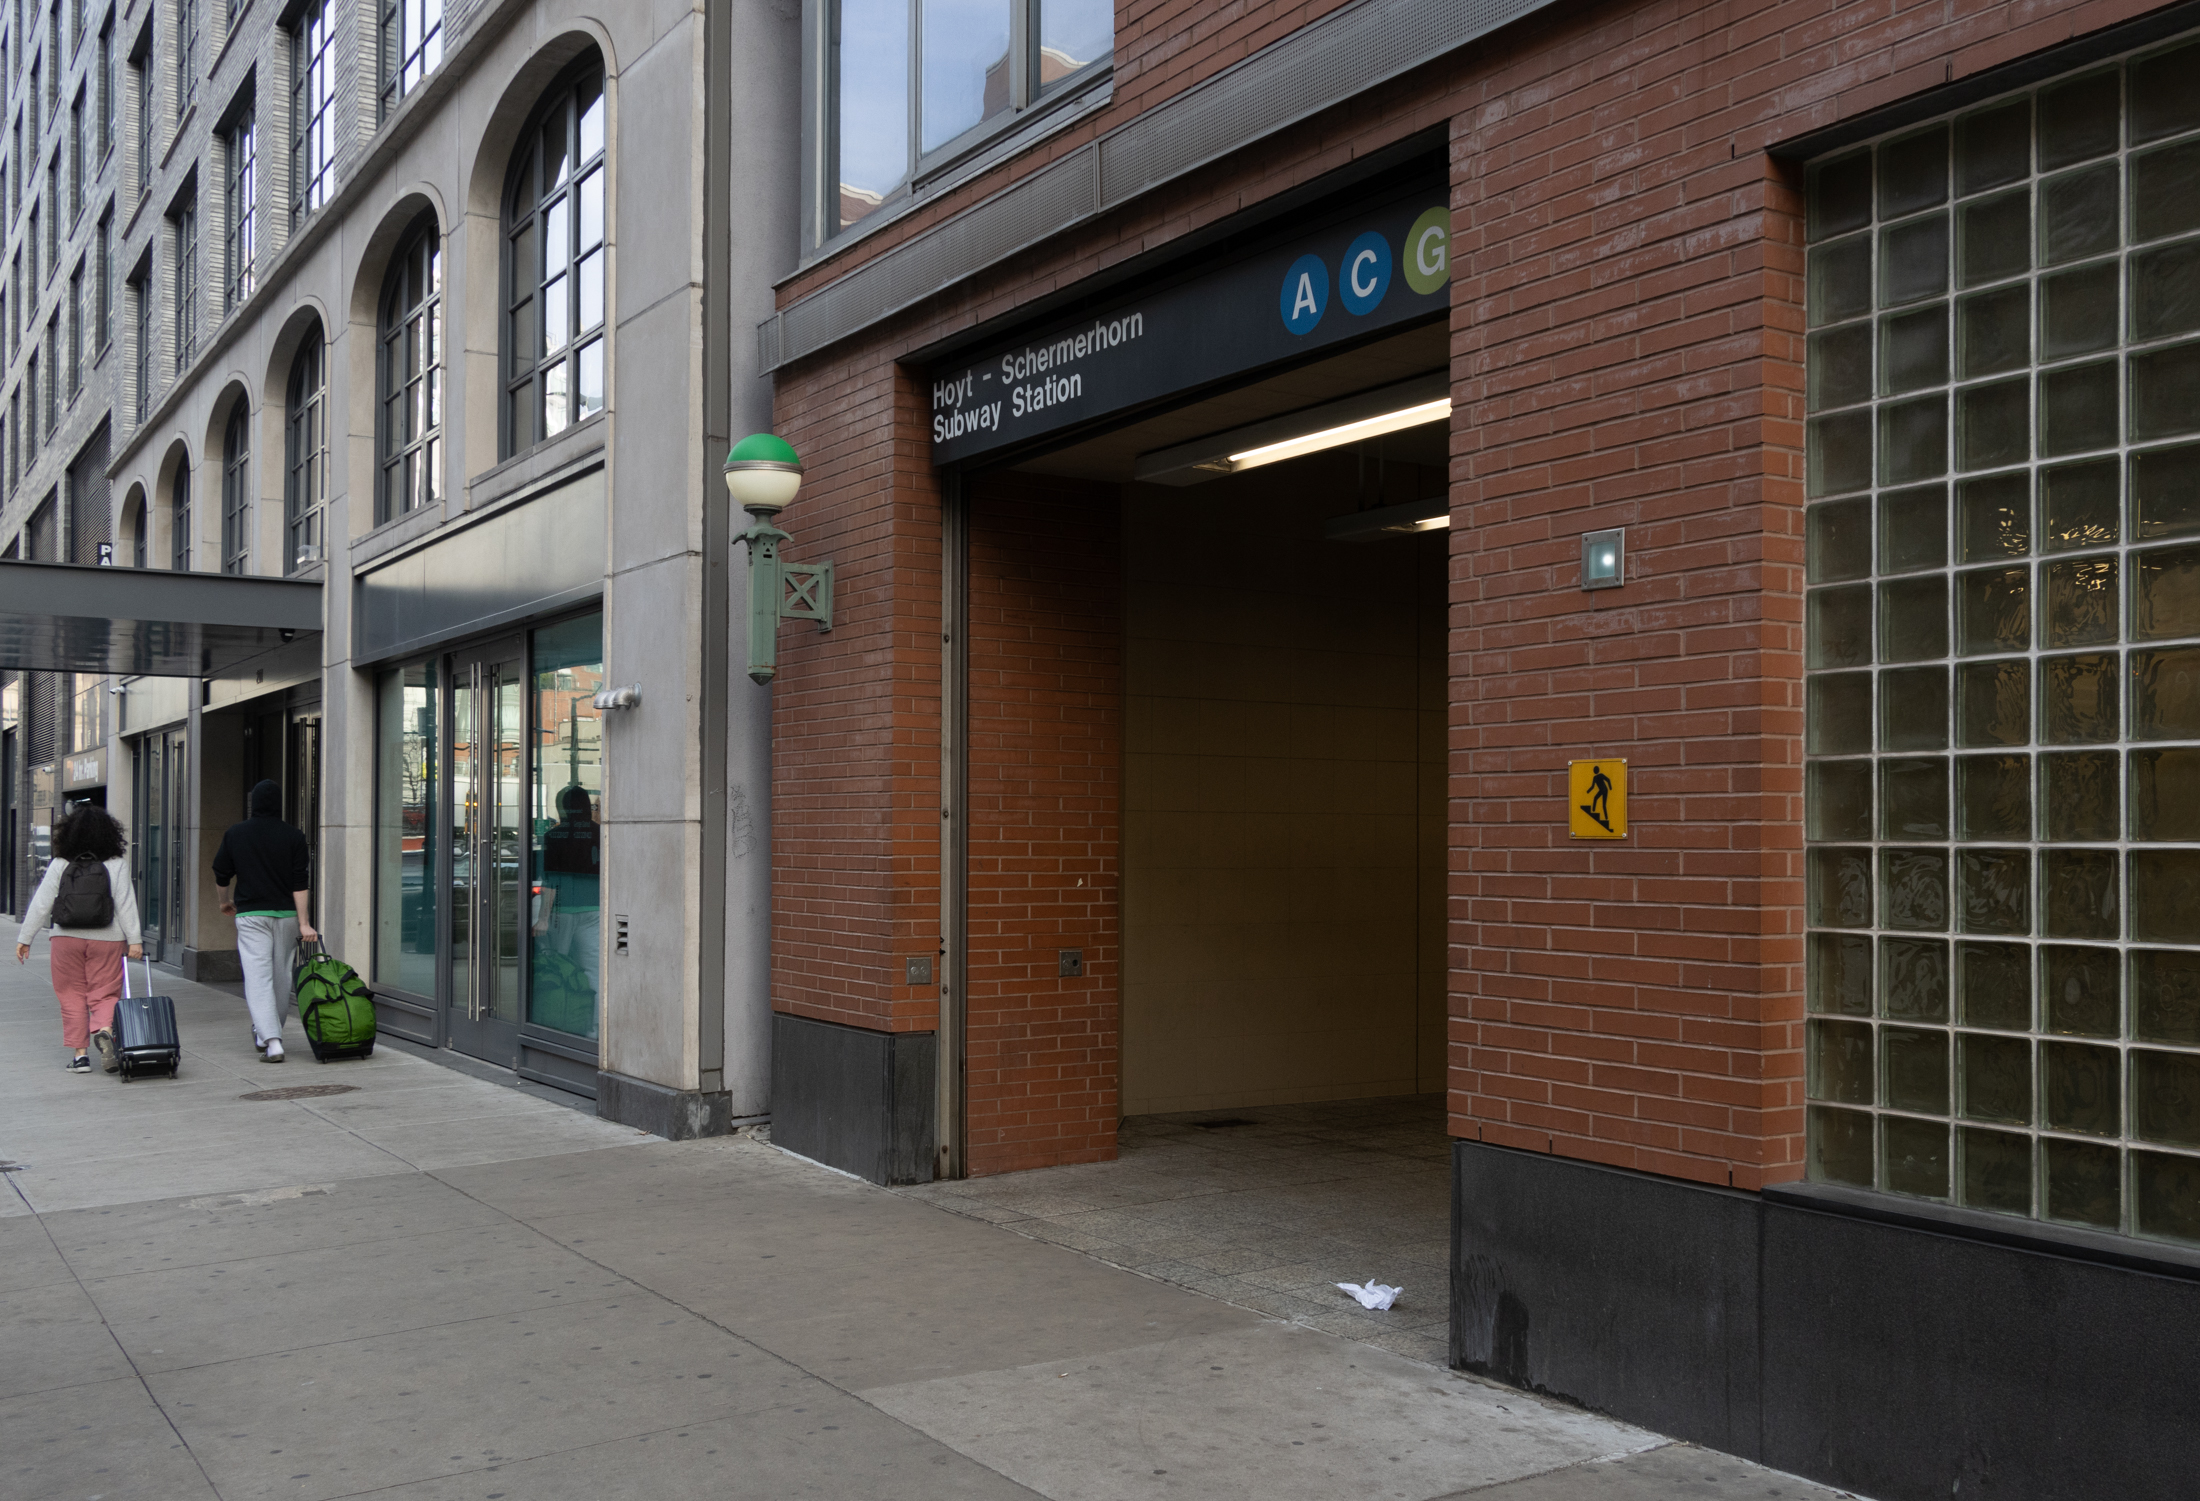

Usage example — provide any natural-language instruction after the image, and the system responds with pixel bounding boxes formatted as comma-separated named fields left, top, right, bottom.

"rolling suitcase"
left=113, top=956, right=181, bottom=1080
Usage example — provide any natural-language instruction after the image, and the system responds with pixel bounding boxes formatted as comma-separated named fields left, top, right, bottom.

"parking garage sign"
left=928, top=182, right=1450, bottom=465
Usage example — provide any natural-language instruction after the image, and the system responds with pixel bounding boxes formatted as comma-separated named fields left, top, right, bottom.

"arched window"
left=285, top=327, right=326, bottom=571
left=503, top=58, right=605, bottom=458
left=377, top=214, right=442, bottom=523
left=221, top=402, right=251, bottom=575
left=171, top=461, right=191, bottom=571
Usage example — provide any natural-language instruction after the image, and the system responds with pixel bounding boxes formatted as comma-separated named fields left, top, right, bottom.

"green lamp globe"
left=725, top=433, right=804, bottom=515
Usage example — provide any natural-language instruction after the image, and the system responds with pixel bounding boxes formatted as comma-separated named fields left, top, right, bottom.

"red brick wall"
left=1438, top=0, right=2170, bottom=1192
left=964, top=472, right=1122, bottom=1175
left=771, top=361, right=946, bottom=1036
left=770, top=0, right=2183, bottom=1188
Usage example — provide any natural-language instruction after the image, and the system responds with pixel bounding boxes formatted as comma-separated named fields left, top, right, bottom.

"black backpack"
left=52, top=854, right=114, bottom=929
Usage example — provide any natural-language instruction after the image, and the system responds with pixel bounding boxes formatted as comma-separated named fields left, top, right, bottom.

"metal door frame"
left=440, top=636, right=526, bottom=1068
left=160, top=730, right=187, bottom=963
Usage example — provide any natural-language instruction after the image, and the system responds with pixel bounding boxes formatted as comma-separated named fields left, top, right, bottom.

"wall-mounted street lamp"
left=725, top=433, right=833, bottom=685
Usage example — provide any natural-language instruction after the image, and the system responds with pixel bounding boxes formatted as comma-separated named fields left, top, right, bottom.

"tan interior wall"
left=192, top=713, right=247, bottom=951
left=1120, top=454, right=1446, bottom=1117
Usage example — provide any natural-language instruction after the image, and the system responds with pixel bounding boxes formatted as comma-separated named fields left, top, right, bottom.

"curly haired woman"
left=14, top=805, right=145, bottom=1074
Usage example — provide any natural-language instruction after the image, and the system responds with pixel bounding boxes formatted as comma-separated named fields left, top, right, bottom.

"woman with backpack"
left=13, top=804, right=145, bottom=1074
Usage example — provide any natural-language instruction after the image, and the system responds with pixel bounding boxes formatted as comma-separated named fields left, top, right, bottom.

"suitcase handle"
left=120, top=954, right=156, bottom=1000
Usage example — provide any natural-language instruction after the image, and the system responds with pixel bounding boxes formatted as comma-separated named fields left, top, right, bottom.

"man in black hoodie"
left=212, top=780, right=318, bottom=1062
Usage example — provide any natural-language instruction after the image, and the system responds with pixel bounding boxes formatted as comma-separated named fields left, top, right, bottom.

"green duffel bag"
left=293, top=939, right=378, bottom=1062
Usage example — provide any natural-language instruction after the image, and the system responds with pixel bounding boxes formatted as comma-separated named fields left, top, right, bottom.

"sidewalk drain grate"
left=1190, top=1117, right=1258, bottom=1130
left=239, top=1085, right=360, bottom=1102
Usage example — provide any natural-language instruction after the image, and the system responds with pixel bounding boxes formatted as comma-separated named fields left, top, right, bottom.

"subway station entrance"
left=907, top=155, right=1460, bottom=1186
left=988, top=318, right=1451, bottom=1124
left=770, top=152, right=1463, bottom=1194
left=918, top=303, right=1457, bottom=1353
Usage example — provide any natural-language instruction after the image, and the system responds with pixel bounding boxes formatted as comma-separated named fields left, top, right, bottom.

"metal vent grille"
left=765, top=0, right=1555, bottom=369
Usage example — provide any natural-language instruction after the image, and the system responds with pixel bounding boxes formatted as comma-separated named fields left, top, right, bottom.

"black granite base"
left=181, top=946, right=242, bottom=982
left=770, top=1012, right=935, bottom=1185
left=594, top=1070, right=731, bottom=1140
left=1452, top=1139, right=2200, bottom=1501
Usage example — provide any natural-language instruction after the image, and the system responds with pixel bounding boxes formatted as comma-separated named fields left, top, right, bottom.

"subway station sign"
left=927, top=182, right=1452, bottom=465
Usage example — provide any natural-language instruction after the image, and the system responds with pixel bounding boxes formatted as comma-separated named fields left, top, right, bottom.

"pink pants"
left=50, top=936, right=128, bottom=1049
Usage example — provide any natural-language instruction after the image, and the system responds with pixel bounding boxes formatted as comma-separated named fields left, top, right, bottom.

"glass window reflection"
left=374, top=662, right=439, bottom=999
left=829, top=0, right=1113, bottom=238
left=528, top=615, right=603, bottom=1038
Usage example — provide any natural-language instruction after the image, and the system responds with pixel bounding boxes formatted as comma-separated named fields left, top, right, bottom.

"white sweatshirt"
left=18, top=856, right=145, bottom=947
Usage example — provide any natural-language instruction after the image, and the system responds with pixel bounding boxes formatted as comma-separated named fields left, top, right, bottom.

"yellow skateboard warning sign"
left=1568, top=759, right=1627, bottom=839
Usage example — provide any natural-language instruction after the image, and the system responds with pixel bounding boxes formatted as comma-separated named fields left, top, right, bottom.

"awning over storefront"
left=0, top=560, right=322, bottom=676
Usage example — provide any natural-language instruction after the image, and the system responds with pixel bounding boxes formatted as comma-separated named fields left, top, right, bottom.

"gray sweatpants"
left=235, top=914, right=299, bottom=1045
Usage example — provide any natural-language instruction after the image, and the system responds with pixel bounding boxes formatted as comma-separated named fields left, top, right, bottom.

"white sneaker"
left=263, top=1039, right=285, bottom=1063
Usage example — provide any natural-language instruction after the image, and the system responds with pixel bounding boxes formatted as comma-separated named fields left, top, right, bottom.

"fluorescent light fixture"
left=1230, top=398, right=1450, bottom=472
left=1135, top=372, right=1450, bottom=486
left=1324, top=496, right=1450, bottom=542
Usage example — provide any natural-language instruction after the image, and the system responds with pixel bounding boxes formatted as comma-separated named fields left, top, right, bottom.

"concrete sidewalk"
left=0, top=922, right=1857, bottom=1501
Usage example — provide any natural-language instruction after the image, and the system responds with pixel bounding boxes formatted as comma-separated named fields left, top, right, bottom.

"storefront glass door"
left=373, top=612, right=604, bottom=1085
left=527, top=615, right=604, bottom=1040
left=447, top=639, right=526, bottom=1065
left=133, top=737, right=164, bottom=956
left=131, top=730, right=189, bottom=965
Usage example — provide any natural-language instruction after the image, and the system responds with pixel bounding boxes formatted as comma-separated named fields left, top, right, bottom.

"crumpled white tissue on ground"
left=1336, top=1279, right=1402, bottom=1311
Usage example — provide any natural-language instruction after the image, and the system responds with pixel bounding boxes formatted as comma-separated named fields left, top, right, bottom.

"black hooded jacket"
left=212, top=780, right=311, bottom=913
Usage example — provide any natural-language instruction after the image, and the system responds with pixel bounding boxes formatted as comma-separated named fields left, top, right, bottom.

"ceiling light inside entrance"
left=1133, top=372, right=1451, bottom=486
left=1227, top=397, right=1450, bottom=472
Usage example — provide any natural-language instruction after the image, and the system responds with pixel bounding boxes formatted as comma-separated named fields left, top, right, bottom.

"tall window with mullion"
left=377, top=214, right=441, bottom=522
left=170, top=192, right=195, bottom=367
left=65, top=259, right=78, bottom=393
left=130, top=265, right=151, bottom=419
left=131, top=25, right=150, bottom=190
left=288, top=0, right=331, bottom=228
left=173, top=0, right=195, bottom=117
left=377, top=0, right=440, bottom=118
left=284, top=324, right=323, bottom=570
left=825, top=0, right=1110, bottom=239
left=219, top=399, right=247, bottom=573
left=97, top=17, right=110, bottom=159
left=66, top=86, right=78, bottom=219
left=502, top=58, right=603, bottom=458
left=1801, top=33, right=2200, bottom=1247
left=223, top=106, right=252, bottom=308
left=170, top=458, right=189, bottom=570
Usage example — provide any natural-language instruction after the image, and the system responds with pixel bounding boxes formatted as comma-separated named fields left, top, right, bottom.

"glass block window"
left=1803, top=33, right=2200, bottom=1247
